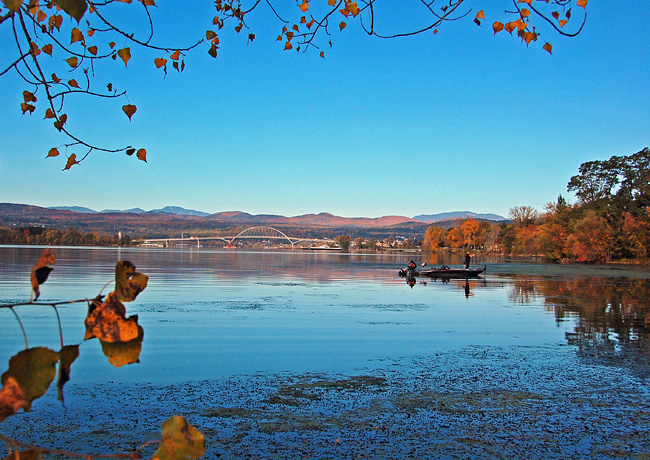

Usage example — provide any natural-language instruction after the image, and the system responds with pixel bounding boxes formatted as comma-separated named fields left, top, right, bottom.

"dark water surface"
left=2, top=246, right=650, bottom=458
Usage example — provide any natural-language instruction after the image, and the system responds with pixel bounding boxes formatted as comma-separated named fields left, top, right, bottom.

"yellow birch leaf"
left=206, top=30, right=217, bottom=40
left=65, top=56, right=78, bottom=67
left=476, top=10, right=485, bottom=20
left=71, top=27, right=84, bottom=44
left=493, top=21, right=504, bottom=34
left=136, top=148, right=147, bottom=162
left=117, top=47, right=131, bottom=66
left=64, top=153, right=78, bottom=170
left=577, top=0, right=587, bottom=8
left=122, top=104, right=137, bottom=121
left=150, top=416, right=205, bottom=460
left=47, top=147, right=59, bottom=157
left=299, top=0, right=308, bottom=12
left=57, top=0, right=87, bottom=22
left=114, top=260, right=148, bottom=302
left=520, top=8, right=530, bottom=18
left=559, top=19, right=568, bottom=27
left=84, top=293, right=140, bottom=342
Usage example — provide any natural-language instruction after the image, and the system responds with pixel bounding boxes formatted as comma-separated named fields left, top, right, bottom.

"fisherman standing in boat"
left=464, top=251, right=474, bottom=269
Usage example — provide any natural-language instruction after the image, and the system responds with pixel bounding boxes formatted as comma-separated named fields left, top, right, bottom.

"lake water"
left=3, top=246, right=650, bottom=458
left=2, top=246, right=650, bottom=383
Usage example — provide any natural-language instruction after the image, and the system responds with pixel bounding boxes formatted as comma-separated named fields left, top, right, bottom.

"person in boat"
left=464, top=251, right=475, bottom=269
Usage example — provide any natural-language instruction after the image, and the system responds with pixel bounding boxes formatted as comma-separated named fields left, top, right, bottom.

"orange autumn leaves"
left=489, top=0, right=588, bottom=54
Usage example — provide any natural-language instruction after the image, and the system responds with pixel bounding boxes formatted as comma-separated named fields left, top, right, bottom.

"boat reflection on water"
left=403, top=272, right=485, bottom=297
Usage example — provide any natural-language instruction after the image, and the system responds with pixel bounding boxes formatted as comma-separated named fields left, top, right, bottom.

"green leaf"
left=150, top=416, right=205, bottom=460
left=1, top=347, right=59, bottom=411
left=56, top=0, right=87, bottom=22
left=57, top=345, right=80, bottom=404
left=114, top=260, right=148, bottom=302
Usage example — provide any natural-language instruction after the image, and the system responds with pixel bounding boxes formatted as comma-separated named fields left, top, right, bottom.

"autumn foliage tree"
left=1, top=0, right=588, bottom=168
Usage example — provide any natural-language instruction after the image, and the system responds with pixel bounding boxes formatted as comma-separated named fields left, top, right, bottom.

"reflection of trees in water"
left=511, top=276, right=650, bottom=378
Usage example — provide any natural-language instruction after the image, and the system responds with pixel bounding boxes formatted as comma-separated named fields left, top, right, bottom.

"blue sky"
left=1, top=1, right=648, bottom=218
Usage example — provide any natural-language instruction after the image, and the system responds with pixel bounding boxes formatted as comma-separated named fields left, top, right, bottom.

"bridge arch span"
left=229, top=226, right=298, bottom=246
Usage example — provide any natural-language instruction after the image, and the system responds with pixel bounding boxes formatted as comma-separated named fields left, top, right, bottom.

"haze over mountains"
left=47, top=205, right=506, bottom=223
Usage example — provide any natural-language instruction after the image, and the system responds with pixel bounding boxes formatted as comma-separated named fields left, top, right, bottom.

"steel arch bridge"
left=228, top=226, right=300, bottom=247
left=140, top=226, right=333, bottom=248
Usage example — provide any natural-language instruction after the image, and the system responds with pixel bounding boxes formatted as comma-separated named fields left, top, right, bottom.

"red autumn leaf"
left=42, top=44, right=53, bottom=56
left=543, top=42, right=553, bottom=54
left=122, top=104, right=137, bottom=121
left=54, top=113, right=67, bottom=131
left=37, top=10, right=47, bottom=22
left=44, top=108, right=55, bottom=119
left=559, top=19, right=568, bottom=27
left=109, top=41, right=116, bottom=49
left=577, top=0, right=587, bottom=8
left=71, top=27, right=84, bottom=44
left=170, top=49, right=181, bottom=60
left=68, top=79, right=79, bottom=88
left=327, top=0, right=335, bottom=5
left=65, top=56, right=78, bottom=68
left=284, top=41, right=293, bottom=50
left=47, top=147, right=59, bottom=157
left=320, top=51, right=325, bottom=58
left=306, top=18, right=315, bottom=29
left=476, top=10, right=485, bottom=20
left=23, top=91, right=37, bottom=103
left=136, top=149, right=147, bottom=162
left=154, top=57, right=167, bottom=68
left=21, top=103, right=36, bottom=114
left=88, top=45, right=98, bottom=55
left=520, top=8, right=530, bottom=18
left=51, top=73, right=60, bottom=83
left=339, top=21, right=346, bottom=31
left=299, top=0, right=309, bottom=13
left=493, top=21, right=504, bottom=34
left=64, top=153, right=78, bottom=170
left=88, top=29, right=95, bottom=37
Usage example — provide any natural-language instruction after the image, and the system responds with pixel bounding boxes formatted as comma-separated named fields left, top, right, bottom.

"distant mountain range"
left=47, top=206, right=506, bottom=223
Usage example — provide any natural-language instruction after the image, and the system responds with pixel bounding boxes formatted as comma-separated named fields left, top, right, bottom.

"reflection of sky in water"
left=2, top=246, right=648, bottom=384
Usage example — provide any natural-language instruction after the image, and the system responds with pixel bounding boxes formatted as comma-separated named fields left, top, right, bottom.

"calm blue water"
left=1, top=246, right=649, bottom=385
